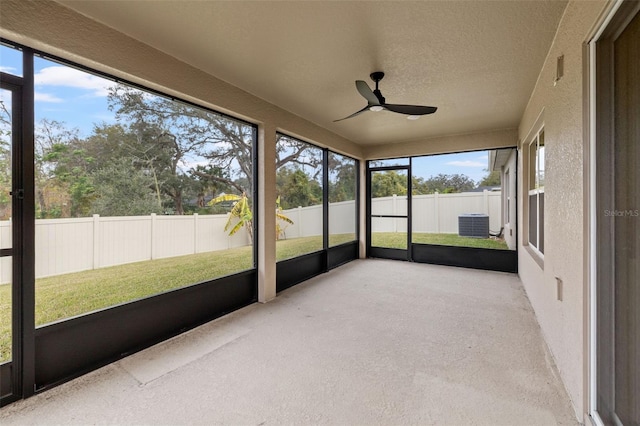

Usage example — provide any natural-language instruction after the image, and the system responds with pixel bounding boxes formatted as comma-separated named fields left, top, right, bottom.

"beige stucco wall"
left=517, top=0, right=607, bottom=420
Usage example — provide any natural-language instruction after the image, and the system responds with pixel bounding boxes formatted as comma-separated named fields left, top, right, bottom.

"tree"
left=37, top=121, right=97, bottom=217
left=34, top=120, right=85, bottom=217
left=191, top=164, right=234, bottom=212
left=110, top=86, right=247, bottom=214
left=411, top=176, right=430, bottom=195
left=276, top=167, right=322, bottom=209
left=328, top=154, right=357, bottom=203
left=274, top=134, right=324, bottom=210
left=91, top=158, right=163, bottom=216
left=81, top=123, right=139, bottom=174
left=208, top=193, right=254, bottom=241
left=275, top=196, right=294, bottom=240
left=477, top=169, right=501, bottom=187
left=0, top=99, right=11, bottom=220
left=108, top=87, right=322, bottom=215
left=208, top=193, right=293, bottom=242
left=108, top=86, right=210, bottom=214
left=28, top=84, right=327, bottom=220
left=414, top=173, right=476, bottom=194
left=371, top=170, right=407, bottom=197
left=275, top=134, right=323, bottom=174
left=34, top=120, right=175, bottom=217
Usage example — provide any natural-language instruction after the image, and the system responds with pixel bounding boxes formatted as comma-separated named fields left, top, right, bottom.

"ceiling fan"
left=334, top=71, right=437, bottom=122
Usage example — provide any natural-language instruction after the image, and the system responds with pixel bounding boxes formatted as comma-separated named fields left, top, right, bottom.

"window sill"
left=524, top=244, right=544, bottom=270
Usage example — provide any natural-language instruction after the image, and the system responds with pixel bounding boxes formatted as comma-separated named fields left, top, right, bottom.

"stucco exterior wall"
left=517, top=0, right=607, bottom=419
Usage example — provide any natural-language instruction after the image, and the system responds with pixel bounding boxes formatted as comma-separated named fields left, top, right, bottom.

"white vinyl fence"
left=0, top=191, right=500, bottom=282
left=0, top=213, right=251, bottom=283
left=281, top=199, right=357, bottom=240
left=374, top=190, right=502, bottom=234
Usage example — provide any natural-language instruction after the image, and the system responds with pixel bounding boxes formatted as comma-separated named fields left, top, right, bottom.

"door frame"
left=366, top=162, right=412, bottom=261
left=0, top=46, right=36, bottom=405
left=588, top=0, right=640, bottom=424
left=367, top=153, right=517, bottom=273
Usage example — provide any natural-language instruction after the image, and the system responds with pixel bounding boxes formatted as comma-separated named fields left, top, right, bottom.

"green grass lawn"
left=0, top=231, right=506, bottom=362
left=276, top=233, right=356, bottom=261
left=372, top=232, right=509, bottom=250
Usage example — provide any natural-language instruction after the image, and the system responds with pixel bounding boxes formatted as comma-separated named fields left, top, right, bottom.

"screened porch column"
left=258, top=124, right=277, bottom=302
left=359, top=159, right=367, bottom=259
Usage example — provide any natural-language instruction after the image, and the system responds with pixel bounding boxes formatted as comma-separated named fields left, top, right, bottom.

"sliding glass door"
left=594, top=3, right=640, bottom=424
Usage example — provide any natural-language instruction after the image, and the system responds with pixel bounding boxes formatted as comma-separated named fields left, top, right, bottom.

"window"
left=505, top=169, right=510, bottom=225
left=31, top=55, right=256, bottom=327
left=370, top=157, right=409, bottom=167
left=371, top=167, right=409, bottom=250
left=528, top=129, right=544, bottom=254
left=0, top=62, right=17, bottom=364
left=0, top=43, right=23, bottom=77
left=411, top=150, right=511, bottom=250
left=328, top=152, right=357, bottom=247
left=275, top=133, right=323, bottom=261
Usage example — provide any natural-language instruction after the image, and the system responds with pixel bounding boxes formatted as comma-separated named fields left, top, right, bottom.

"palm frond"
left=207, top=193, right=241, bottom=206
left=223, top=216, right=235, bottom=232
left=276, top=212, right=294, bottom=224
left=228, top=219, right=245, bottom=236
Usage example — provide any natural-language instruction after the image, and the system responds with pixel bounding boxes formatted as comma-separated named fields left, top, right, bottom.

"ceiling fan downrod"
left=370, top=71, right=385, bottom=104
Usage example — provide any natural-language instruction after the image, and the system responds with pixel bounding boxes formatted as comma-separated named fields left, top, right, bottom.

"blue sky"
left=1, top=44, right=491, bottom=184
left=412, top=152, right=490, bottom=183
left=1, top=45, right=116, bottom=139
left=32, top=58, right=116, bottom=135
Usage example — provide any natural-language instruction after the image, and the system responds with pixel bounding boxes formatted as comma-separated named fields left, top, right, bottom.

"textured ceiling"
left=57, top=0, right=567, bottom=147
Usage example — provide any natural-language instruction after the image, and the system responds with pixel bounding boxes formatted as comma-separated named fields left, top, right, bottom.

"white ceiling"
left=57, top=0, right=567, bottom=147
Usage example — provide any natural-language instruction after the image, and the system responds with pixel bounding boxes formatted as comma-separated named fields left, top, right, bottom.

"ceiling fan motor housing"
left=370, top=71, right=385, bottom=82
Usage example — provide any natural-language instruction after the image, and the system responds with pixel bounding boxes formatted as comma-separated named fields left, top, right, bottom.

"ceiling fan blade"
left=334, top=105, right=370, bottom=122
left=355, top=80, right=380, bottom=105
left=384, top=104, right=438, bottom=115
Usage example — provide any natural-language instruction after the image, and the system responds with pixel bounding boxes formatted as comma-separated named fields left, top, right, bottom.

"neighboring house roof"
left=488, top=148, right=514, bottom=171
left=468, top=186, right=501, bottom=193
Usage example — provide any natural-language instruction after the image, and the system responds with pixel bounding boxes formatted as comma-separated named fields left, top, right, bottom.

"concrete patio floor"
left=0, top=259, right=577, bottom=425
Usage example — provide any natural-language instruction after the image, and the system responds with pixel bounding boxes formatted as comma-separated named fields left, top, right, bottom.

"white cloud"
left=0, top=65, right=17, bottom=73
left=35, top=92, right=64, bottom=103
left=35, top=66, right=111, bottom=97
left=446, top=160, right=486, bottom=168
